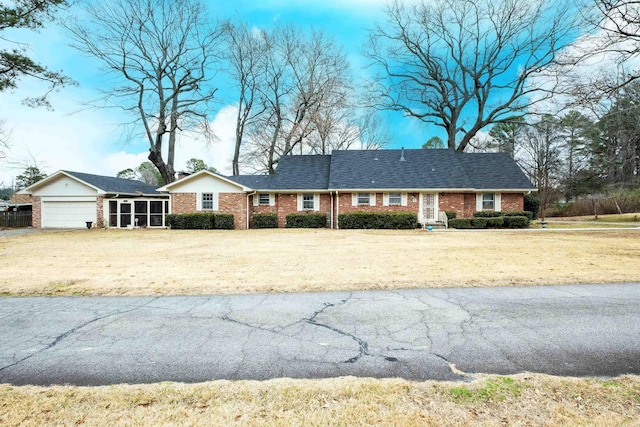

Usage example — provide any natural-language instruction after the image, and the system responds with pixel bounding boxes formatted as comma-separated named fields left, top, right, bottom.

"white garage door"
left=42, top=201, right=97, bottom=228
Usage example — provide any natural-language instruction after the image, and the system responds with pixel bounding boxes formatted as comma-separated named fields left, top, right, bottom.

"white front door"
left=421, top=193, right=437, bottom=223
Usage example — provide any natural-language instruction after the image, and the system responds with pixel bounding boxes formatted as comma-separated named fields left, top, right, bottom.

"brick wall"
left=463, top=193, right=477, bottom=218
left=171, top=192, right=247, bottom=229
left=10, top=194, right=33, bottom=204
left=171, top=193, right=196, bottom=214
left=32, top=196, right=41, bottom=228
left=501, top=193, right=524, bottom=211
left=96, top=196, right=104, bottom=228
left=274, top=193, right=331, bottom=228
left=219, top=193, right=247, bottom=230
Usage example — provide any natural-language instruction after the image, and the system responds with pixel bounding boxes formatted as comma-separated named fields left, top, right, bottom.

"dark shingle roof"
left=229, top=155, right=331, bottom=190
left=457, top=152, right=536, bottom=190
left=227, top=149, right=534, bottom=191
left=328, top=149, right=474, bottom=189
left=63, top=171, right=162, bottom=194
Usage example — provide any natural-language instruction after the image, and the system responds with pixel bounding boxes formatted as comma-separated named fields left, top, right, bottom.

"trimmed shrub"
left=445, top=211, right=457, bottom=220
left=338, top=212, right=417, bottom=229
left=471, top=218, right=487, bottom=229
left=166, top=213, right=234, bottom=229
left=502, top=215, right=530, bottom=228
left=524, top=194, right=540, bottom=219
left=214, top=214, right=235, bottom=230
left=486, top=217, right=504, bottom=228
left=448, top=218, right=472, bottom=229
left=473, top=211, right=503, bottom=218
left=286, top=213, right=327, bottom=228
left=251, top=213, right=278, bottom=229
left=474, top=210, right=533, bottom=220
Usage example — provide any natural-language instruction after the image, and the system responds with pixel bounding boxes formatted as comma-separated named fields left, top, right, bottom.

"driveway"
left=1, top=283, right=639, bottom=386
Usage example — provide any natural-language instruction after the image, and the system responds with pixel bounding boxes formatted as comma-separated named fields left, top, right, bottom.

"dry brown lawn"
left=1, top=228, right=639, bottom=296
left=1, top=374, right=639, bottom=426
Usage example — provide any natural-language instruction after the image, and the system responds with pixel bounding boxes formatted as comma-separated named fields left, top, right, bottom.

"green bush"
left=502, top=215, right=529, bottom=228
left=474, top=210, right=533, bottom=220
left=338, top=212, right=417, bottom=229
left=445, top=211, right=457, bottom=220
left=286, top=213, right=327, bottom=228
left=214, top=214, right=235, bottom=230
left=166, top=213, right=234, bottom=229
left=448, top=218, right=472, bottom=229
left=524, top=194, right=540, bottom=219
left=251, top=213, right=278, bottom=229
left=473, top=211, right=503, bottom=218
left=486, top=217, right=504, bottom=228
left=471, top=218, right=487, bottom=229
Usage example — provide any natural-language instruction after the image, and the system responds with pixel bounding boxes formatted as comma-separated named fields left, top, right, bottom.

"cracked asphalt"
left=1, top=283, right=640, bottom=386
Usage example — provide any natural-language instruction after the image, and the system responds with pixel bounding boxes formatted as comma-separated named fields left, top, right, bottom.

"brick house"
left=159, top=149, right=536, bottom=229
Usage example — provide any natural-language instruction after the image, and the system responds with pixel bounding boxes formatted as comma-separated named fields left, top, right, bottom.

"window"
left=258, top=193, right=270, bottom=206
left=202, top=193, right=214, bottom=210
left=302, top=194, right=314, bottom=210
left=389, top=192, right=402, bottom=206
left=357, top=193, right=370, bottom=205
left=482, top=193, right=495, bottom=211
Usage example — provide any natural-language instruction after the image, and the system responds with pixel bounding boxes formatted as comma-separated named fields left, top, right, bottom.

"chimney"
left=400, top=147, right=406, bottom=162
left=176, top=171, right=191, bottom=180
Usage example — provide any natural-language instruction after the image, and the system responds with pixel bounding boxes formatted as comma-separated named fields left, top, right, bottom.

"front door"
left=422, top=193, right=436, bottom=223
left=120, top=203, right=132, bottom=228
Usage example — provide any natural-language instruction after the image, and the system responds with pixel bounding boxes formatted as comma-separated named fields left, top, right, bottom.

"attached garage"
left=41, top=199, right=96, bottom=228
left=17, top=170, right=168, bottom=229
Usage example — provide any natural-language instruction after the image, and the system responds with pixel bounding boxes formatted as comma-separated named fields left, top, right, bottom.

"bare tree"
left=516, top=116, right=564, bottom=220
left=244, top=26, right=351, bottom=173
left=367, top=0, right=578, bottom=152
left=224, top=22, right=267, bottom=175
left=67, top=0, right=223, bottom=184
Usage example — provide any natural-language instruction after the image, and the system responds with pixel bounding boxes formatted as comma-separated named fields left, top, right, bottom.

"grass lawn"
left=1, top=228, right=639, bottom=296
left=1, top=374, right=639, bottom=426
left=2, top=227, right=639, bottom=425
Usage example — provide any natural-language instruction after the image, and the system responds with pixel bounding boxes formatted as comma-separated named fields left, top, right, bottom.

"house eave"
left=157, top=170, right=252, bottom=192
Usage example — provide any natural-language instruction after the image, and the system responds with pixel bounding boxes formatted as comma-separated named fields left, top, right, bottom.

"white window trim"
left=197, top=192, right=219, bottom=211
left=297, top=193, right=319, bottom=211
left=476, top=193, right=501, bottom=211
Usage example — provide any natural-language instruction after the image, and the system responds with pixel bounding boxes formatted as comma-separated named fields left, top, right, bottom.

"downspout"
left=335, top=191, right=339, bottom=230
left=330, top=191, right=334, bottom=229
left=246, top=191, right=257, bottom=230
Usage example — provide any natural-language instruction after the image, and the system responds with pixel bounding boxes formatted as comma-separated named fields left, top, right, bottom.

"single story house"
left=158, top=148, right=536, bottom=229
left=19, top=148, right=535, bottom=229
left=17, top=170, right=169, bottom=228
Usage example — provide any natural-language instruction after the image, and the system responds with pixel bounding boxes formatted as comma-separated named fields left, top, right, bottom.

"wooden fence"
left=0, top=211, right=32, bottom=228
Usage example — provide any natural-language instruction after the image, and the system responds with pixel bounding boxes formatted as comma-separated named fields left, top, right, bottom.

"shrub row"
left=448, top=215, right=529, bottom=229
left=285, top=213, right=327, bottom=228
left=338, top=212, right=418, bottom=229
left=251, top=213, right=278, bottom=229
left=473, top=210, right=534, bottom=220
left=166, top=213, right=234, bottom=230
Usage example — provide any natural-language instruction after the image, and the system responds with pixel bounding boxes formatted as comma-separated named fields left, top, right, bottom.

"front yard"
left=1, top=228, right=639, bottom=296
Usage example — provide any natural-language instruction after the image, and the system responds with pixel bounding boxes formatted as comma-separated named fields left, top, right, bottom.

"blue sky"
left=2, top=0, right=430, bottom=185
left=0, top=0, right=597, bottom=186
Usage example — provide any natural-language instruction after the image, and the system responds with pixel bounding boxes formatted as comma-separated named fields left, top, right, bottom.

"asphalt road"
left=1, top=283, right=640, bottom=386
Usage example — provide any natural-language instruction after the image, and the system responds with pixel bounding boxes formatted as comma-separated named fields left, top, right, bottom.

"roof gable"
left=157, top=170, right=251, bottom=192
left=18, top=170, right=161, bottom=195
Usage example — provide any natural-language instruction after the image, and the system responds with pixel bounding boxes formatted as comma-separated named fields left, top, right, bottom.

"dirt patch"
left=1, top=374, right=638, bottom=426
left=1, top=228, right=639, bottom=296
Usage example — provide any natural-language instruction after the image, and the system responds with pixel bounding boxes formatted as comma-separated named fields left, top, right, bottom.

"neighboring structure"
left=20, top=149, right=535, bottom=229
left=17, top=171, right=169, bottom=228
left=159, top=149, right=536, bottom=230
